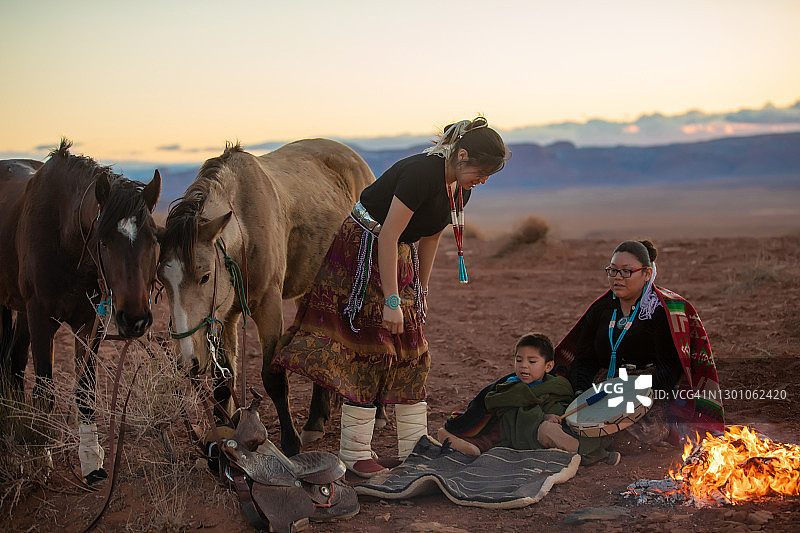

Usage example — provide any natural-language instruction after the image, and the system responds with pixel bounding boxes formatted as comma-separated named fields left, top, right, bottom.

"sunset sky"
left=2, top=0, right=799, bottom=163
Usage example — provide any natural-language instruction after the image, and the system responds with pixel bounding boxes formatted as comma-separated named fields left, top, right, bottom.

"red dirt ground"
left=3, top=232, right=800, bottom=532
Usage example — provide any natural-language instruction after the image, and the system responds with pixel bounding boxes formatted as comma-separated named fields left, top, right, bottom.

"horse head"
left=94, top=170, right=161, bottom=338
left=158, top=210, right=236, bottom=375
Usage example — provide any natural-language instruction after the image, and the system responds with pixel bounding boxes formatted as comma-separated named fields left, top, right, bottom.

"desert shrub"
left=511, top=215, right=550, bottom=245
left=0, top=331, right=210, bottom=526
left=724, top=249, right=790, bottom=294
left=495, top=215, right=550, bottom=256
left=125, top=455, right=194, bottom=533
left=106, top=337, right=206, bottom=441
left=0, top=379, right=64, bottom=518
left=107, top=337, right=211, bottom=533
left=462, top=223, right=485, bottom=241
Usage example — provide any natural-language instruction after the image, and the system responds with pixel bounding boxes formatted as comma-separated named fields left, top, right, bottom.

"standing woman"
left=274, top=117, right=509, bottom=477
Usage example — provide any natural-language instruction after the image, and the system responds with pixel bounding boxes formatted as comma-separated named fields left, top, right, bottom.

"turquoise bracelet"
left=384, top=294, right=400, bottom=309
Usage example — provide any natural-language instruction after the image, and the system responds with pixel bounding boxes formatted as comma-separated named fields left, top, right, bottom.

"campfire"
left=669, top=426, right=800, bottom=504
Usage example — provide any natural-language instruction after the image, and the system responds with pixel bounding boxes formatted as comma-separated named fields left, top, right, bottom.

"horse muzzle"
left=114, top=309, right=153, bottom=338
left=176, top=351, right=203, bottom=377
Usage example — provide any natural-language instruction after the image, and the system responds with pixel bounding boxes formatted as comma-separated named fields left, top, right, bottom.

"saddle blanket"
left=355, top=435, right=580, bottom=509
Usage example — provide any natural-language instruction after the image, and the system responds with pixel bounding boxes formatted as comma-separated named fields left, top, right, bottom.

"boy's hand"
left=542, top=414, right=560, bottom=423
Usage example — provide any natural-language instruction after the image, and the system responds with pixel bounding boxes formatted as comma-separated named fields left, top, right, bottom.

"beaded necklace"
left=424, top=119, right=484, bottom=284
left=446, top=180, right=468, bottom=283
left=606, top=289, right=645, bottom=379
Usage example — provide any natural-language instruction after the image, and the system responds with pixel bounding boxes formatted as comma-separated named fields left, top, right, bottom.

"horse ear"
left=198, top=211, right=233, bottom=243
left=95, top=173, right=111, bottom=205
left=143, top=170, right=162, bottom=212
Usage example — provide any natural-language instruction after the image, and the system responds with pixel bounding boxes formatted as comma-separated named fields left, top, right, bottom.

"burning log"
left=669, top=426, right=800, bottom=504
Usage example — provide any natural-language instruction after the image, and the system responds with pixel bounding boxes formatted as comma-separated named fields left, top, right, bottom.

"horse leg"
left=254, top=292, right=302, bottom=456
left=1, top=307, right=30, bottom=394
left=301, top=385, right=331, bottom=444
left=10, top=312, right=31, bottom=391
left=261, top=362, right=302, bottom=456
left=73, top=321, right=106, bottom=481
left=0, top=307, right=13, bottom=380
left=375, top=402, right=388, bottom=429
left=27, top=307, right=59, bottom=411
left=73, top=322, right=101, bottom=423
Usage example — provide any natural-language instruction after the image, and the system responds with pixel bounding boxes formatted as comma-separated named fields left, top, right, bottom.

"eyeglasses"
left=604, top=266, right=646, bottom=278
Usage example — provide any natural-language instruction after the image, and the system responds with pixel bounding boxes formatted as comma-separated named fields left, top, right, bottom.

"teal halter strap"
left=217, top=238, right=252, bottom=325
left=170, top=315, right=221, bottom=340
left=168, top=239, right=250, bottom=341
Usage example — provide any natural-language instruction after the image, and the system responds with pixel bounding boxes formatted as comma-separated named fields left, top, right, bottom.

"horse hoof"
left=84, top=468, right=108, bottom=485
left=300, top=430, right=325, bottom=444
left=374, top=417, right=387, bottom=430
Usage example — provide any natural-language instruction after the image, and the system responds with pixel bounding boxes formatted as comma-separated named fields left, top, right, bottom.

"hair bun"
left=639, top=239, right=658, bottom=263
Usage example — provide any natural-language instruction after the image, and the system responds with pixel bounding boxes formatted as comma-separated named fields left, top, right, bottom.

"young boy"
left=437, top=332, right=619, bottom=465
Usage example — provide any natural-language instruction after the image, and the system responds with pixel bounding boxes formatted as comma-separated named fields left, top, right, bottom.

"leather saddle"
left=212, top=392, right=359, bottom=533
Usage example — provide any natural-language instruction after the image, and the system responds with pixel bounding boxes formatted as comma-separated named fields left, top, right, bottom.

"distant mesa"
left=147, top=131, right=800, bottom=209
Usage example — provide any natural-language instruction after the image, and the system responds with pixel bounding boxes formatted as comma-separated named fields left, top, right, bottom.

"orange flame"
left=670, top=426, right=800, bottom=503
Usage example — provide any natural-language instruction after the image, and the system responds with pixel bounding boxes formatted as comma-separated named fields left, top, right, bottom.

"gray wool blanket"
left=355, top=435, right=580, bottom=509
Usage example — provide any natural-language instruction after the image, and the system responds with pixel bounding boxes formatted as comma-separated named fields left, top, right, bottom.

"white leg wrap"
left=396, top=401, right=428, bottom=460
left=78, top=423, right=105, bottom=476
left=339, top=404, right=377, bottom=468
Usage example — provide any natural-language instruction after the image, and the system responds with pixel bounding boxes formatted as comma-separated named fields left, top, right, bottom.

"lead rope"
left=79, top=339, right=136, bottom=533
left=206, top=252, right=236, bottom=403
left=446, top=182, right=468, bottom=283
left=224, top=201, right=251, bottom=409
left=217, top=236, right=251, bottom=409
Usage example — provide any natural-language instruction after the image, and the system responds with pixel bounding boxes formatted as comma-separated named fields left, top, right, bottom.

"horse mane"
left=48, top=138, right=118, bottom=185
left=47, top=138, right=150, bottom=238
left=163, top=142, right=245, bottom=269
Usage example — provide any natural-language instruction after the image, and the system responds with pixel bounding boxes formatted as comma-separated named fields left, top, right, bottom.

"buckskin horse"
left=157, top=139, right=374, bottom=456
left=0, top=140, right=161, bottom=480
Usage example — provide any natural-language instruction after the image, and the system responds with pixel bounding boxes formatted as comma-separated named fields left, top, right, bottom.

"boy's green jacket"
left=484, top=374, right=573, bottom=449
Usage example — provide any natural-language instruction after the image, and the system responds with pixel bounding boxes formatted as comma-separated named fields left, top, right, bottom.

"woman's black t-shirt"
left=359, top=153, right=470, bottom=243
left=568, top=292, right=684, bottom=394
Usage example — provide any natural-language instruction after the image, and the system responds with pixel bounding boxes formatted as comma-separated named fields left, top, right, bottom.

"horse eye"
left=99, top=240, right=108, bottom=249
left=199, top=273, right=211, bottom=285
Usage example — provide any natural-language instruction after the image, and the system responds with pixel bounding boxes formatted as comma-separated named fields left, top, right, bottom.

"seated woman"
left=554, top=240, right=725, bottom=446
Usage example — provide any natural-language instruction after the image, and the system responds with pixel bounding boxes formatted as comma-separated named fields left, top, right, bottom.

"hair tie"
left=423, top=119, right=488, bottom=159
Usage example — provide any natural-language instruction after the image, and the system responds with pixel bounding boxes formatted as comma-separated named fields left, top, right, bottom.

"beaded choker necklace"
left=446, top=180, right=468, bottom=283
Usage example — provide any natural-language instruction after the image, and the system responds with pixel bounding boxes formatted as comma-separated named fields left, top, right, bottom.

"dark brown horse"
left=157, top=139, right=373, bottom=456
left=0, top=140, right=161, bottom=478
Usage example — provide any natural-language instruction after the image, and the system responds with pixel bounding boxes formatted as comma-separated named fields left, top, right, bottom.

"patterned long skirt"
left=273, top=215, right=429, bottom=404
